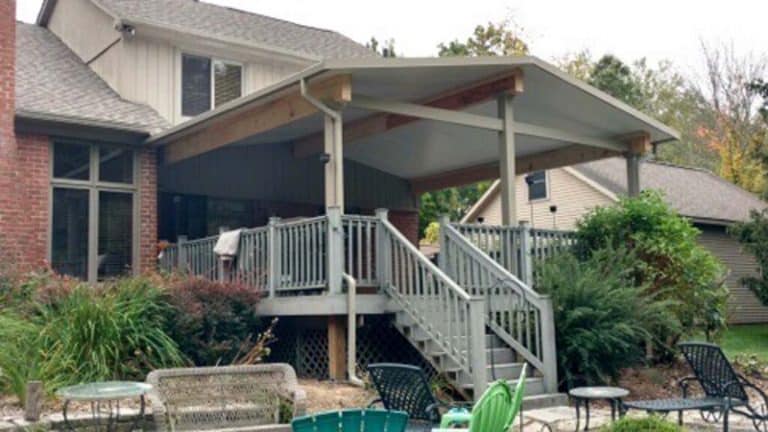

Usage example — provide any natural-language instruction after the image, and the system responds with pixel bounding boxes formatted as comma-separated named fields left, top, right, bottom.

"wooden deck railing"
left=378, top=214, right=488, bottom=392
left=451, top=222, right=577, bottom=285
left=440, top=219, right=558, bottom=392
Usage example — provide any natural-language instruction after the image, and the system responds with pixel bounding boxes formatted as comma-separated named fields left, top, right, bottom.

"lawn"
left=717, top=324, right=768, bottom=362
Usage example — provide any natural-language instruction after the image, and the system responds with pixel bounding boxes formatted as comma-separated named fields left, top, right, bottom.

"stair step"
left=458, top=363, right=524, bottom=384
left=460, top=376, right=545, bottom=396
left=429, top=347, right=517, bottom=365
left=407, top=327, right=501, bottom=346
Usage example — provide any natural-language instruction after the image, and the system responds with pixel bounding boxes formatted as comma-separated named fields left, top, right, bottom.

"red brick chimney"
left=0, top=0, right=17, bottom=262
left=0, top=0, right=15, bottom=138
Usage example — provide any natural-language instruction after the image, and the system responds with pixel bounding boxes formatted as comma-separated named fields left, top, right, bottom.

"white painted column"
left=498, top=94, right=517, bottom=226
left=324, top=114, right=345, bottom=212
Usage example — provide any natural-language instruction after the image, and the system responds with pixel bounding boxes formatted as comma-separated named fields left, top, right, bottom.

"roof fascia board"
left=562, top=166, right=620, bottom=202
left=121, top=18, right=320, bottom=66
left=15, top=110, right=149, bottom=145
left=460, top=179, right=501, bottom=224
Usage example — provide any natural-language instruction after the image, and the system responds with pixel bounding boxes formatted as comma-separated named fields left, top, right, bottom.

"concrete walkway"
left=514, top=405, right=761, bottom=431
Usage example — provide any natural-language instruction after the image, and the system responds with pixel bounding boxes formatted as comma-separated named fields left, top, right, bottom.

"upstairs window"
left=525, top=171, right=548, bottom=201
left=181, top=54, right=242, bottom=117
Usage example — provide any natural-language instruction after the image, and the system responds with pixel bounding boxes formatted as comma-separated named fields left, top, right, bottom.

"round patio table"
left=569, top=386, right=629, bottom=431
left=56, top=381, right=152, bottom=432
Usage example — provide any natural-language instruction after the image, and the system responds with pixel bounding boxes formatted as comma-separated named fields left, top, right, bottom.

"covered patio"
left=151, top=56, right=679, bottom=394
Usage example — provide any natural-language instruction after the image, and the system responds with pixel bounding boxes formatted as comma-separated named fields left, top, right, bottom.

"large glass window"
left=526, top=171, right=548, bottom=201
left=50, top=141, right=136, bottom=282
left=51, top=188, right=89, bottom=279
left=181, top=53, right=242, bottom=117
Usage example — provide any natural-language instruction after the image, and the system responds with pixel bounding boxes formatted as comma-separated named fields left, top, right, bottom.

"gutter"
left=15, top=110, right=151, bottom=144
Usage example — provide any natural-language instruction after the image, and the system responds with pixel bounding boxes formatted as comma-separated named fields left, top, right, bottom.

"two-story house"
left=1, top=0, right=681, bottom=400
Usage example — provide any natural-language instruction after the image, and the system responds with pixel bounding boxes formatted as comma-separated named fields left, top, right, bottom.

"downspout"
left=342, top=273, right=365, bottom=387
left=299, top=79, right=344, bottom=212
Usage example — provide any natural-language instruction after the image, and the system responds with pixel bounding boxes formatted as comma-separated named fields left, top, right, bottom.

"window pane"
left=98, top=191, right=133, bottom=279
left=527, top=171, right=547, bottom=201
left=182, top=54, right=211, bottom=116
left=214, top=61, right=242, bottom=107
left=51, top=188, right=89, bottom=279
left=53, top=142, right=90, bottom=180
left=99, top=145, right=134, bottom=184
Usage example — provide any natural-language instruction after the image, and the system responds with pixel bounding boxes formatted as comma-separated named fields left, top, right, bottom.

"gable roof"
left=463, top=157, right=767, bottom=225
left=41, top=0, right=374, bottom=61
left=15, top=22, right=169, bottom=134
left=571, top=157, right=768, bottom=224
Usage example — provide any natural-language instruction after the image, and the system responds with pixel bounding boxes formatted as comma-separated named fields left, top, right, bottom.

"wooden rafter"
left=163, top=74, right=351, bottom=164
left=292, top=69, right=523, bottom=158
left=410, top=145, right=620, bottom=194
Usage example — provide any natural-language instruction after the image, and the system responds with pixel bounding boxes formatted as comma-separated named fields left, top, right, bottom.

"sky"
left=15, top=0, right=768, bottom=78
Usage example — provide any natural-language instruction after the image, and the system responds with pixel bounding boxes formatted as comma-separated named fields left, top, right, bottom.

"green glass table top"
left=56, top=381, right=152, bottom=401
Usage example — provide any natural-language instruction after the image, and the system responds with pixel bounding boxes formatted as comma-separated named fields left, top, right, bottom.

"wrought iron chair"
left=291, top=409, right=409, bottom=432
left=623, top=342, right=768, bottom=432
left=367, top=363, right=458, bottom=425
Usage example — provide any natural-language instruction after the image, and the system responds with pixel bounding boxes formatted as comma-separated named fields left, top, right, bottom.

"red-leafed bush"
left=163, top=277, right=265, bottom=366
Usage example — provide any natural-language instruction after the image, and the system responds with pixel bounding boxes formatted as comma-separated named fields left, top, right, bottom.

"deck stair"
left=377, top=214, right=566, bottom=407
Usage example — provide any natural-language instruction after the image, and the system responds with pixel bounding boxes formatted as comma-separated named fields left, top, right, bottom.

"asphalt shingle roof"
left=94, top=0, right=375, bottom=60
left=573, top=157, right=768, bottom=223
left=15, top=22, right=169, bottom=133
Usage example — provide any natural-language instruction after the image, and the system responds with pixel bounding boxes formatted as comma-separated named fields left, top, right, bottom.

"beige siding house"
left=463, top=157, right=768, bottom=324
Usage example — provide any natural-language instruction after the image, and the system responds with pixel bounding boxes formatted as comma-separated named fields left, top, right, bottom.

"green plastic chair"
left=291, top=409, right=409, bottom=432
left=440, top=363, right=528, bottom=432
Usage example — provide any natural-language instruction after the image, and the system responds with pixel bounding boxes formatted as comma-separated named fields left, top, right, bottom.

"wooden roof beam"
left=292, top=68, right=523, bottom=158
left=163, top=74, right=351, bottom=164
left=410, top=144, right=620, bottom=194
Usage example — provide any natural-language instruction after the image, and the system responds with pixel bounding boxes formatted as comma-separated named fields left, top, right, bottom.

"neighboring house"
left=462, top=157, right=768, bottom=324
left=0, top=0, right=680, bottom=400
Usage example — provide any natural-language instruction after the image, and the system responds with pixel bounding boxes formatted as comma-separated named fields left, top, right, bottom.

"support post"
left=469, top=297, right=488, bottom=400
left=327, top=206, right=343, bottom=294
left=327, top=315, right=347, bottom=381
left=177, top=235, right=188, bottom=272
left=540, top=297, right=559, bottom=393
left=324, top=114, right=345, bottom=212
left=267, top=217, right=281, bottom=297
left=375, top=209, right=390, bottom=288
left=626, top=154, right=641, bottom=197
left=498, top=94, right=517, bottom=226
left=519, top=221, right=534, bottom=286
left=438, top=215, right=451, bottom=272
left=625, top=132, right=651, bottom=197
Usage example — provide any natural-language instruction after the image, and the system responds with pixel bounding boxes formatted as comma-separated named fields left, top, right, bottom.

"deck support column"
left=625, top=133, right=651, bottom=197
left=324, top=113, right=345, bottom=212
left=498, top=94, right=517, bottom=226
left=327, top=315, right=347, bottom=381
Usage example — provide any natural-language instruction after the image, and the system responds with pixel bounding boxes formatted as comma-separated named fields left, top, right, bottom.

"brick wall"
left=388, top=210, right=420, bottom=245
left=14, top=135, right=50, bottom=270
left=138, top=148, right=158, bottom=274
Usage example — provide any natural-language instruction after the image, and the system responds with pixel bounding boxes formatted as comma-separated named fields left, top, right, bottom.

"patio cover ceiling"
left=149, top=56, right=679, bottom=190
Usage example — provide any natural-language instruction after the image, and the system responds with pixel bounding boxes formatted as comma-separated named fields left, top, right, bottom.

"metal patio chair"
left=367, top=363, right=462, bottom=425
left=623, top=342, right=768, bottom=432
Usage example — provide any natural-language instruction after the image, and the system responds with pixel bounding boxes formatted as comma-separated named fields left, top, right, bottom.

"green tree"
left=418, top=181, right=491, bottom=236
left=366, top=37, right=397, bottom=57
left=751, top=78, right=768, bottom=122
left=438, top=20, right=529, bottom=57
left=589, top=55, right=644, bottom=108
left=730, top=208, right=768, bottom=305
left=575, top=191, right=728, bottom=351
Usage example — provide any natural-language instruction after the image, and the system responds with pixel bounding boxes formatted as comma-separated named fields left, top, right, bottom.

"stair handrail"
left=440, top=221, right=558, bottom=393
left=378, top=216, right=488, bottom=394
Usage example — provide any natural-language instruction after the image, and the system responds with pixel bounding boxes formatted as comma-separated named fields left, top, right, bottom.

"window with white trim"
left=526, top=170, right=548, bottom=201
left=51, top=141, right=137, bottom=282
left=181, top=54, right=243, bottom=117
